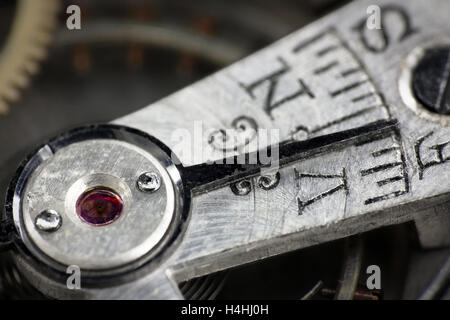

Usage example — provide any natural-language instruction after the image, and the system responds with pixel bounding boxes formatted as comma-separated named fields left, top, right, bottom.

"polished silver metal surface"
left=13, top=137, right=182, bottom=271
left=9, top=0, right=450, bottom=299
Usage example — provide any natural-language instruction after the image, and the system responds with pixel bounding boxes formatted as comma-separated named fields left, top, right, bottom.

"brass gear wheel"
left=0, top=0, right=60, bottom=114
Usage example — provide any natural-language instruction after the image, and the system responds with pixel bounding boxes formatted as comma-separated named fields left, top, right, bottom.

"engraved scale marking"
left=341, top=68, right=362, bottom=77
left=316, top=44, right=341, bottom=57
left=358, top=131, right=409, bottom=205
left=238, top=57, right=315, bottom=119
left=360, top=162, right=403, bottom=176
left=233, top=25, right=411, bottom=210
left=291, top=105, right=383, bottom=137
left=235, top=27, right=392, bottom=141
left=372, top=146, right=400, bottom=157
left=330, top=80, right=369, bottom=97
left=415, top=131, right=450, bottom=180
left=313, top=60, right=339, bottom=75
left=352, top=92, right=377, bottom=103
left=294, top=168, right=348, bottom=215
left=289, top=27, right=392, bottom=137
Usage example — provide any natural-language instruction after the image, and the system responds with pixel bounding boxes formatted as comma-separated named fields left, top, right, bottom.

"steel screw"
left=137, top=172, right=162, bottom=193
left=35, top=210, right=62, bottom=232
left=412, top=46, right=450, bottom=115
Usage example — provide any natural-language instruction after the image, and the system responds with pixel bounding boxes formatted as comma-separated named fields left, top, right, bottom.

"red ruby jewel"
left=76, top=187, right=123, bottom=226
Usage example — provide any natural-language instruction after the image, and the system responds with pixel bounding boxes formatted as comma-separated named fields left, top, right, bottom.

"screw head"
left=412, top=46, right=450, bottom=115
left=137, top=172, right=161, bottom=193
left=35, top=210, right=62, bottom=232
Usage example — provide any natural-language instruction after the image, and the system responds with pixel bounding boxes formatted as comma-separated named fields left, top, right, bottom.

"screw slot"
left=412, top=46, right=450, bottom=116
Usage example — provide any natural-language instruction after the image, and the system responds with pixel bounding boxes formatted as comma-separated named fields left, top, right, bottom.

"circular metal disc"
left=11, top=126, right=184, bottom=271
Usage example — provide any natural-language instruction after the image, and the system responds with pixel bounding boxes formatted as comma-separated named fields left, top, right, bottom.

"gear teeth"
left=0, top=0, right=60, bottom=115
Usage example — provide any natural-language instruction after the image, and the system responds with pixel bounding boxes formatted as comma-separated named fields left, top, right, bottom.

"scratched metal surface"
left=14, top=0, right=450, bottom=299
